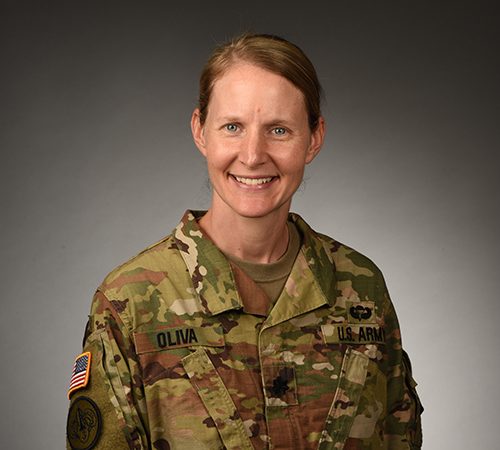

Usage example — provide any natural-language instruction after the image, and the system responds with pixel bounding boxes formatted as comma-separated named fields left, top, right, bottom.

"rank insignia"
left=269, top=375, right=290, bottom=398
left=264, top=366, right=298, bottom=406
left=68, top=352, right=91, bottom=399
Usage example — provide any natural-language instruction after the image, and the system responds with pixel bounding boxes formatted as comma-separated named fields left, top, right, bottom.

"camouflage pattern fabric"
left=67, top=210, right=423, bottom=450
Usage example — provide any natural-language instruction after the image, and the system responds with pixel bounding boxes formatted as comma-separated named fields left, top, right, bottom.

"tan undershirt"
left=220, top=221, right=301, bottom=305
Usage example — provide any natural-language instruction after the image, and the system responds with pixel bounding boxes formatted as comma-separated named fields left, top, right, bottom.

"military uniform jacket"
left=67, top=210, right=422, bottom=450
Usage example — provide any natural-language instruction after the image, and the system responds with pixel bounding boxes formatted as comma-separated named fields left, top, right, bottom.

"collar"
left=172, top=210, right=337, bottom=320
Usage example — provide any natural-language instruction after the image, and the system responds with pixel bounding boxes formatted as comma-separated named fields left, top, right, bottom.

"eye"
left=225, top=124, right=238, bottom=132
left=273, top=127, right=287, bottom=135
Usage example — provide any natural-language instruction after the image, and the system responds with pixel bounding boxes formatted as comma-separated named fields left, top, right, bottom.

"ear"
left=191, top=108, right=207, bottom=158
left=305, top=116, right=325, bottom=164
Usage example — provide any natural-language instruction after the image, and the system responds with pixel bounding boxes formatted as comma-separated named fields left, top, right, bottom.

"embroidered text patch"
left=322, top=324, right=386, bottom=345
left=134, top=325, right=224, bottom=354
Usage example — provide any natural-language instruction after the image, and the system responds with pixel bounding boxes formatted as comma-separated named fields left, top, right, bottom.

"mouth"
left=232, top=175, right=275, bottom=186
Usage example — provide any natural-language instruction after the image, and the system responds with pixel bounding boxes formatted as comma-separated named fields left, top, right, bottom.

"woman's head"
left=197, top=33, right=323, bottom=131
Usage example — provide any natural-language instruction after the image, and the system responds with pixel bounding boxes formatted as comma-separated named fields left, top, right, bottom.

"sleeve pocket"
left=91, top=329, right=147, bottom=449
left=402, top=350, right=423, bottom=449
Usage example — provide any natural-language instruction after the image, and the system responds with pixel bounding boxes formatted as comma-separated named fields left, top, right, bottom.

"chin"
left=229, top=201, right=289, bottom=220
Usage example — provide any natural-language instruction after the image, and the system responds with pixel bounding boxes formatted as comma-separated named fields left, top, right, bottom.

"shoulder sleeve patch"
left=67, top=396, right=102, bottom=449
left=68, top=352, right=92, bottom=399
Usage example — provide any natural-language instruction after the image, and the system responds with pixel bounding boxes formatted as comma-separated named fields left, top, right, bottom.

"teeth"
left=234, top=176, right=273, bottom=186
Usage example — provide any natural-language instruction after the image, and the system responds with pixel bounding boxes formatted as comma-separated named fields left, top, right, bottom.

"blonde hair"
left=198, top=33, right=323, bottom=130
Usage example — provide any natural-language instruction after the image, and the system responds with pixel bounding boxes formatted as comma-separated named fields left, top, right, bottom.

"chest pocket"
left=135, top=325, right=255, bottom=449
left=317, top=322, right=387, bottom=446
left=182, top=348, right=254, bottom=450
left=317, top=347, right=370, bottom=448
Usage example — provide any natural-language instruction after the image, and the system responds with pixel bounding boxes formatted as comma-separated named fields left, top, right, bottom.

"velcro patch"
left=134, top=325, right=224, bottom=354
left=67, top=396, right=101, bottom=449
left=322, top=324, right=386, bottom=345
left=262, top=365, right=298, bottom=407
left=346, top=301, right=376, bottom=324
left=68, top=352, right=91, bottom=399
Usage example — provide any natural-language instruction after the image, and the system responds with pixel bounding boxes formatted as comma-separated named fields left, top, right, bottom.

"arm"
left=67, top=291, right=150, bottom=450
left=383, top=297, right=423, bottom=449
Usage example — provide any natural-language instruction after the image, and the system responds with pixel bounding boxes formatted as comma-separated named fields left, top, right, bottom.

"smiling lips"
left=232, top=175, right=275, bottom=186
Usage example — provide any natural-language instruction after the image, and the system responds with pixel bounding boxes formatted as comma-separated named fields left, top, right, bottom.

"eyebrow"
left=216, top=116, right=241, bottom=123
left=215, top=116, right=297, bottom=127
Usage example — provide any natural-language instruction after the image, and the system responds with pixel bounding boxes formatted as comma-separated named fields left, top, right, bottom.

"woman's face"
left=192, top=63, right=325, bottom=222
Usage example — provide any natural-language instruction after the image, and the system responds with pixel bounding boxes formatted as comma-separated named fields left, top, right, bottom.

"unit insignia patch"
left=67, top=396, right=101, bottom=450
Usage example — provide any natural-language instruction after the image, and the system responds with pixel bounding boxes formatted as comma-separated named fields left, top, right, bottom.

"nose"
left=239, top=129, right=268, bottom=169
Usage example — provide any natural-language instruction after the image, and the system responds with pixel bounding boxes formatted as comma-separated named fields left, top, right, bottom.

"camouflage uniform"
left=67, top=210, right=422, bottom=450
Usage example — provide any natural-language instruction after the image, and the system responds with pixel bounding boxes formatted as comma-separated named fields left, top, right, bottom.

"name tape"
left=134, top=325, right=224, bottom=354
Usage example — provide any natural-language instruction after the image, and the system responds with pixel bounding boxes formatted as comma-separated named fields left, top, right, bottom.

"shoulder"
left=320, top=231, right=385, bottom=280
left=291, top=213, right=386, bottom=281
left=97, top=232, right=190, bottom=303
left=91, top=231, right=200, bottom=334
left=319, top=233, right=390, bottom=305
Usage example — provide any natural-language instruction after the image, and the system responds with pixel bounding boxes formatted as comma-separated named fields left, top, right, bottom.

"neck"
left=198, top=205, right=290, bottom=264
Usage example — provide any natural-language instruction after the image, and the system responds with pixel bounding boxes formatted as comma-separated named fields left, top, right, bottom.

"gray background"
left=1, top=1, right=498, bottom=448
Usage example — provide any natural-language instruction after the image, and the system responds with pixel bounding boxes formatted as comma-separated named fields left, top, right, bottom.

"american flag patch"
left=68, top=352, right=91, bottom=399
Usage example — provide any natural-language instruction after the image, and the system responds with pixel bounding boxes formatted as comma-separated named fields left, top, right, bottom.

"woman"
left=66, top=34, right=422, bottom=450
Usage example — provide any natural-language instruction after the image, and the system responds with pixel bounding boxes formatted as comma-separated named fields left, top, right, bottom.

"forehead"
left=208, top=63, right=307, bottom=118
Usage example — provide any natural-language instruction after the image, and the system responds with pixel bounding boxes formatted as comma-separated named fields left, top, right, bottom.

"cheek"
left=277, top=150, right=308, bottom=175
left=205, top=148, right=232, bottom=174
